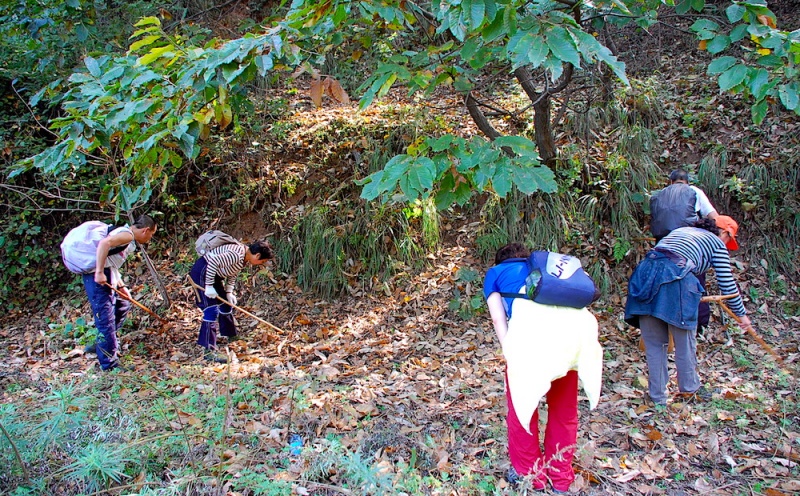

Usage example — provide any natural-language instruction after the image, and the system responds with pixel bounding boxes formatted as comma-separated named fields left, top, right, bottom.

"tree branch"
left=10, top=81, right=58, bottom=139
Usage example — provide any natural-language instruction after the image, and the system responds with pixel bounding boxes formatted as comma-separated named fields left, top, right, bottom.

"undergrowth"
left=0, top=369, right=505, bottom=496
left=271, top=202, right=427, bottom=299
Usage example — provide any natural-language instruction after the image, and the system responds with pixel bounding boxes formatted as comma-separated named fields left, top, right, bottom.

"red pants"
left=506, top=370, right=579, bottom=492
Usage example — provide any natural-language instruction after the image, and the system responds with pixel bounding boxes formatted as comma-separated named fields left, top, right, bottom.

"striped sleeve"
left=205, top=244, right=245, bottom=288
left=708, top=244, right=747, bottom=316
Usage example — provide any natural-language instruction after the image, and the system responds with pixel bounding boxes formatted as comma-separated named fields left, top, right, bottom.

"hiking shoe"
left=688, top=386, right=714, bottom=401
left=506, top=466, right=521, bottom=486
left=204, top=350, right=228, bottom=364
left=505, top=466, right=546, bottom=490
left=84, top=342, right=97, bottom=354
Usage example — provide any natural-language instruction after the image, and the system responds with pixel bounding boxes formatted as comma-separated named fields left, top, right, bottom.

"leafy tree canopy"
left=12, top=0, right=799, bottom=213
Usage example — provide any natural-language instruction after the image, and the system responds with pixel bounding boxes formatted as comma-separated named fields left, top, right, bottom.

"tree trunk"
left=465, top=92, right=513, bottom=156
left=533, top=96, right=556, bottom=165
left=465, top=92, right=501, bottom=140
left=514, top=66, right=573, bottom=167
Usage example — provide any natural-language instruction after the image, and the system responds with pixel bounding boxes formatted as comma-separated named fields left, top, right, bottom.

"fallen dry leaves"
left=0, top=239, right=797, bottom=495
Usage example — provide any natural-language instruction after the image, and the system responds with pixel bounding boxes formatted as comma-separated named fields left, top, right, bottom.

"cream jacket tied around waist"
left=502, top=299, right=603, bottom=435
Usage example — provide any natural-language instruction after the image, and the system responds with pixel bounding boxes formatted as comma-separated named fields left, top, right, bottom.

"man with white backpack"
left=61, top=215, right=157, bottom=371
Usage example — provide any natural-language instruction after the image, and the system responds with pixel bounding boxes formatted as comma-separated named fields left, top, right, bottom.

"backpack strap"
left=107, top=225, right=132, bottom=256
left=498, top=292, right=530, bottom=300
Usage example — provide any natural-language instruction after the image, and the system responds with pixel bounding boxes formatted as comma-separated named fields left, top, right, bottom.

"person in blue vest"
left=484, top=243, right=603, bottom=492
left=625, top=216, right=750, bottom=405
left=650, top=168, right=720, bottom=334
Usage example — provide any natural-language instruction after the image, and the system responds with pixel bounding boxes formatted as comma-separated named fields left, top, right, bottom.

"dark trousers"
left=82, top=268, right=131, bottom=370
left=190, top=257, right=235, bottom=350
left=697, top=272, right=709, bottom=329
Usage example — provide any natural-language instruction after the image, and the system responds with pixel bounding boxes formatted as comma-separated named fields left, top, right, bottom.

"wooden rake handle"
left=705, top=294, right=786, bottom=367
left=104, top=283, right=167, bottom=324
left=188, top=278, right=286, bottom=334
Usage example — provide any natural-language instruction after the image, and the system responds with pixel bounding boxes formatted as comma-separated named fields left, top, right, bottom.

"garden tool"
left=708, top=295, right=790, bottom=370
left=103, top=282, right=167, bottom=324
left=188, top=278, right=286, bottom=333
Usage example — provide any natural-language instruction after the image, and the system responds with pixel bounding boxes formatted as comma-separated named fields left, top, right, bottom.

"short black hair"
left=133, top=215, right=156, bottom=229
left=494, top=243, right=529, bottom=265
left=693, top=217, right=720, bottom=235
left=669, top=169, right=690, bottom=183
left=249, top=240, right=274, bottom=260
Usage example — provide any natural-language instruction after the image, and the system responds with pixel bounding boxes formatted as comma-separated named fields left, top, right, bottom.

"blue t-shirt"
left=483, top=258, right=528, bottom=317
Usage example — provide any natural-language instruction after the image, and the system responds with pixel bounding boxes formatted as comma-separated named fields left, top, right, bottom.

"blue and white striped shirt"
left=204, top=243, right=245, bottom=290
left=656, top=227, right=746, bottom=316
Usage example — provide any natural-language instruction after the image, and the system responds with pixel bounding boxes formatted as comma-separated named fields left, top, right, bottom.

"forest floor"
left=1, top=237, right=798, bottom=495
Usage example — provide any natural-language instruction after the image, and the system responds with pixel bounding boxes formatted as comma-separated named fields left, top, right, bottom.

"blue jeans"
left=82, top=268, right=130, bottom=370
left=190, top=257, right=235, bottom=350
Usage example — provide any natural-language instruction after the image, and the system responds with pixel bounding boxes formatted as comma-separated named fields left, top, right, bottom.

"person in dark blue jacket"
left=625, top=216, right=750, bottom=405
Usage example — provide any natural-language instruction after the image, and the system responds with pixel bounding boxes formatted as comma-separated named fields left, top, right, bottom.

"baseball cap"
left=715, top=215, right=739, bottom=250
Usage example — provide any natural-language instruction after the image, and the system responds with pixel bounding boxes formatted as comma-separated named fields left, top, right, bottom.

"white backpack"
left=195, top=230, right=241, bottom=257
left=61, top=221, right=132, bottom=274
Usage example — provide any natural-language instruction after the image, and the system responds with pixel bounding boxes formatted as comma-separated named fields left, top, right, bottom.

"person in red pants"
left=484, top=244, right=603, bottom=492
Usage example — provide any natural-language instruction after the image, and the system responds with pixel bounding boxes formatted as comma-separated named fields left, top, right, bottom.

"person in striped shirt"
left=625, top=216, right=751, bottom=405
left=190, top=239, right=273, bottom=362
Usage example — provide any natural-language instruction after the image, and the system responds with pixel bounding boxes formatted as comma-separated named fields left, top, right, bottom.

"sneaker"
left=204, top=350, right=228, bottom=364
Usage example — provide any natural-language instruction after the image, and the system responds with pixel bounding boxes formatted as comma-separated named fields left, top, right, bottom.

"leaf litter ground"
left=1, top=241, right=798, bottom=495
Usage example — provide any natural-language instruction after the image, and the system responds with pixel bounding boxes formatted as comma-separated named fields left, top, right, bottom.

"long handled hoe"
left=103, top=282, right=168, bottom=324
left=187, top=278, right=286, bottom=334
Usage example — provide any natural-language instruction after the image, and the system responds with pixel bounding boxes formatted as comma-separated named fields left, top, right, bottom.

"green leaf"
left=429, top=135, right=454, bottom=152
left=399, top=157, right=435, bottom=199
left=748, top=68, right=770, bottom=99
left=778, top=84, right=799, bottom=110
left=84, top=57, right=101, bottom=77
left=255, top=54, right=274, bottom=77
left=707, top=56, right=737, bottom=75
left=493, top=136, right=538, bottom=157
left=726, top=4, right=746, bottom=22
left=492, top=165, right=513, bottom=197
left=690, top=0, right=705, bottom=12
left=461, top=38, right=480, bottom=61
left=718, top=64, right=748, bottom=91
left=448, top=9, right=466, bottom=42
left=511, top=164, right=557, bottom=194
left=76, top=24, right=89, bottom=42
left=527, top=37, right=549, bottom=67
left=690, top=19, right=719, bottom=33
left=545, top=26, right=580, bottom=67
left=481, top=8, right=506, bottom=42
left=359, top=170, right=385, bottom=201
left=755, top=54, right=783, bottom=68
left=468, top=0, right=485, bottom=29
left=706, top=34, right=731, bottom=54
left=729, top=24, right=748, bottom=43
left=751, top=99, right=768, bottom=124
